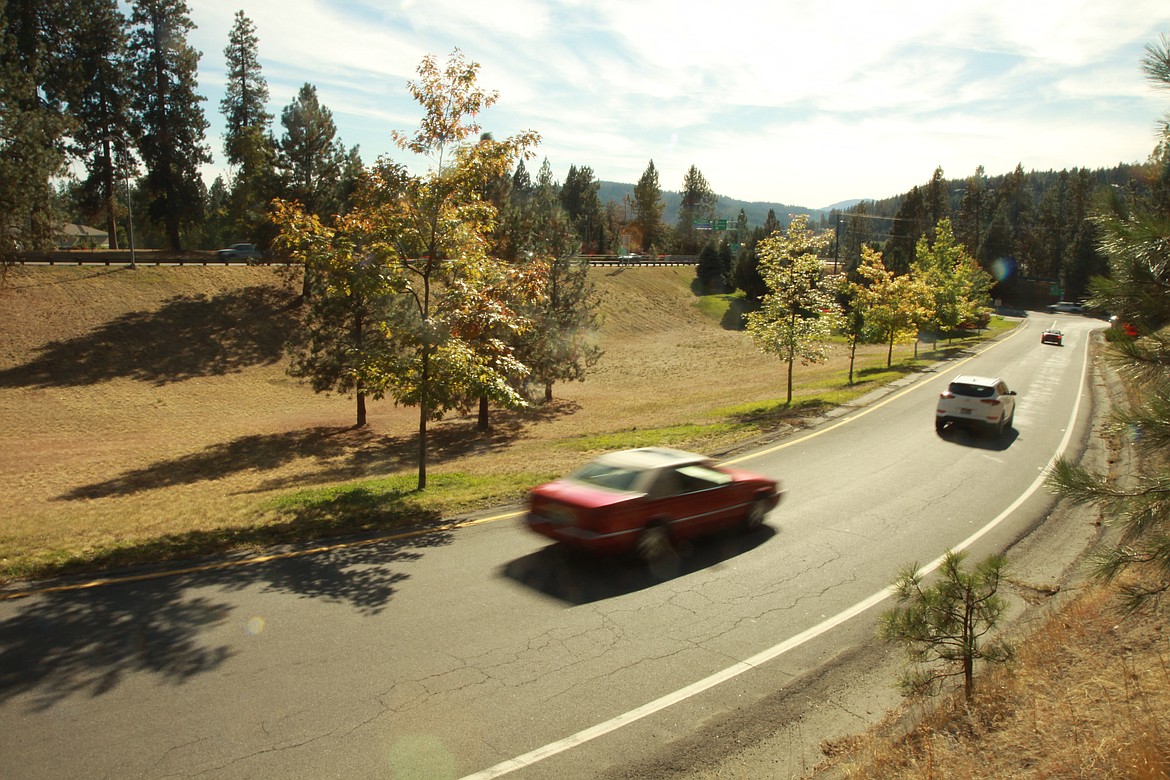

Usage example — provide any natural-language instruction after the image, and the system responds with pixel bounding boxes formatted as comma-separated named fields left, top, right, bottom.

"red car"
left=1041, top=329, right=1063, bottom=346
left=526, top=447, right=783, bottom=560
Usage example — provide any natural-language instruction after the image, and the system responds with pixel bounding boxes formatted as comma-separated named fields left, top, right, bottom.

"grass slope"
left=0, top=264, right=993, bottom=582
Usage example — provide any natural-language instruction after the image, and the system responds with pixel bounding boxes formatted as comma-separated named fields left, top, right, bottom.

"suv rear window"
left=948, top=382, right=995, bottom=398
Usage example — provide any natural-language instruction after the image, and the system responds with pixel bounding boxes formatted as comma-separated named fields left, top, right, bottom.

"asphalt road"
left=0, top=313, right=1105, bottom=780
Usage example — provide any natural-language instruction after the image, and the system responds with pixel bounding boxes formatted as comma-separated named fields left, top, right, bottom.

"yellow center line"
left=1, top=509, right=525, bottom=601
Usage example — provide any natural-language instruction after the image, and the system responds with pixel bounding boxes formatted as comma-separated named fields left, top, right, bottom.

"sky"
left=181, top=0, right=1170, bottom=209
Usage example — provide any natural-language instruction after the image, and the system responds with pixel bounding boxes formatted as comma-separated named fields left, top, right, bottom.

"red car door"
left=645, top=465, right=741, bottom=541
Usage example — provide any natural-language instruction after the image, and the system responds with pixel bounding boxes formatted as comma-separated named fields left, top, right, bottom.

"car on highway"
left=1046, top=301, right=1083, bottom=313
left=935, top=374, right=1017, bottom=436
left=217, top=242, right=262, bottom=261
left=1041, top=328, right=1063, bottom=346
left=525, top=447, right=783, bottom=560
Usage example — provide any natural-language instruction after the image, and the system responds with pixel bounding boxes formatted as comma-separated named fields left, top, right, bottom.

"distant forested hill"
left=596, top=182, right=828, bottom=230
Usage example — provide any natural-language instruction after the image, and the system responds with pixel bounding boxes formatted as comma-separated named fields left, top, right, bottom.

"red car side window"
left=648, top=469, right=684, bottom=499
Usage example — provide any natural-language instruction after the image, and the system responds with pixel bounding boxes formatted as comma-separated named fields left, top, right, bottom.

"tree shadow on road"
left=0, top=526, right=450, bottom=710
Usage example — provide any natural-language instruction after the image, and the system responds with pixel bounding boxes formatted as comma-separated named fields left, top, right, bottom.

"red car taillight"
left=980, top=399, right=1001, bottom=406
left=939, top=391, right=954, bottom=399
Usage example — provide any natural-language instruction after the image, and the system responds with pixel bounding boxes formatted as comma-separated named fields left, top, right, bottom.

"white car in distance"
left=216, top=243, right=262, bottom=261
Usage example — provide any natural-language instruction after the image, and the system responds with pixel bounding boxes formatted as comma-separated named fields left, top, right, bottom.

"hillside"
left=1, top=263, right=881, bottom=581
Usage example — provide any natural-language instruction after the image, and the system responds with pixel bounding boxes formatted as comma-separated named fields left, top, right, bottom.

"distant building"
left=57, top=223, right=109, bottom=249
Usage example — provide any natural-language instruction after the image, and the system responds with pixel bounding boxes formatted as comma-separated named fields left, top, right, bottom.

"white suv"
left=936, top=375, right=1017, bottom=436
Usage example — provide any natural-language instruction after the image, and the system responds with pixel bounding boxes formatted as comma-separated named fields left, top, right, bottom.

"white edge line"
left=460, top=324, right=1093, bottom=780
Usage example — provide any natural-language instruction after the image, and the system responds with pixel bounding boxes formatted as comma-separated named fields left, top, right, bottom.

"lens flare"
left=245, top=616, right=266, bottom=636
left=990, top=257, right=1017, bottom=282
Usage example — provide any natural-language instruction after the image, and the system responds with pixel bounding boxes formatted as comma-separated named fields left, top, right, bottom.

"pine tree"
left=1047, top=35, right=1170, bottom=614
left=55, top=0, right=134, bottom=248
left=631, top=159, right=664, bottom=253
left=954, top=165, right=988, bottom=263
left=220, top=11, right=277, bottom=244
left=561, top=164, right=605, bottom=253
left=884, top=186, right=927, bottom=273
left=924, top=166, right=949, bottom=237
left=271, top=200, right=405, bottom=428
left=696, top=240, right=722, bottom=292
left=128, top=0, right=210, bottom=250
left=839, top=201, right=876, bottom=273
left=334, top=144, right=365, bottom=216
left=1032, top=170, right=1069, bottom=279
left=675, top=164, right=716, bottom=254
left=731, top=209, right=781, bottom=303
left=220, top=11, right=270, bottom=164
left=0, top=0, right=71, bottom=260
left=277, top=82, right=343, bottom=219
left=881, top=550, right=1013, bottom=700
left=508, top=158, right=600, bottom=404
left=1058, top=169, right=1106, bottom=299
left=511, top=158, right=532, bottom=196
left=521, top=254, right=602, bottom=403
left=761, top=208, right=781, bottom=237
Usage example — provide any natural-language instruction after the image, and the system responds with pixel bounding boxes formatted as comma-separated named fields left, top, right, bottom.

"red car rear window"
left=569, top=463, right=642, bottom=492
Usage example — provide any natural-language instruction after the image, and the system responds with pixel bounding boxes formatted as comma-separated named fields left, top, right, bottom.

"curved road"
left=0, top=313, right=1104, bottom=779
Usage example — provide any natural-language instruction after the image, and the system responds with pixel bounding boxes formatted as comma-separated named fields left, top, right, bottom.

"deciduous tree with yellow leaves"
left=273, top=50, right=540, bottom=489
left=746, top=215, right=842, bottom=405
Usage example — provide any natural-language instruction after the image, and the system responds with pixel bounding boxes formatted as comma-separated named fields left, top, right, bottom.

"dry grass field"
left=0, top=263, right=961, bottom=582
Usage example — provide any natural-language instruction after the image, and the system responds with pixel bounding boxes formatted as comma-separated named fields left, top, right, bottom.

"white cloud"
left=183, top=0, right=1170, bottom=207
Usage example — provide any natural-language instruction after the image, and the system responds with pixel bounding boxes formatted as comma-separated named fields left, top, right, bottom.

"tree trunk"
left=355, top=391, right=366, bottom=428
left=887, top=335, right=894, bottom=367
left=963, top=592, right=976, bottom=700
left=417, top=345, right=430, bottom=490
left=477, top=395, right=489, bottom=431
left=544, top=382, right=553, bottom=402
left=849, top=336, right=857, bottom=384
left=166, top=212, right=181, bottom=252
left=786, top=358, right=794, bottom=405
left=103, top=142, right=119, bottom=250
